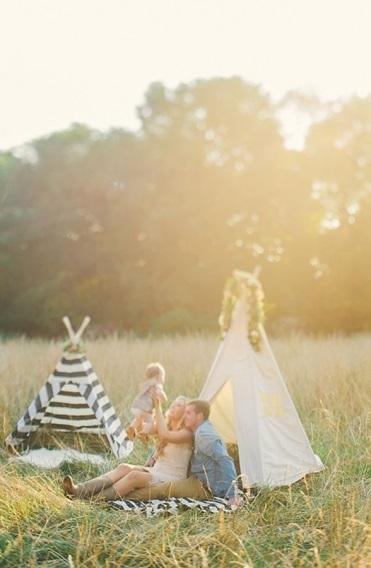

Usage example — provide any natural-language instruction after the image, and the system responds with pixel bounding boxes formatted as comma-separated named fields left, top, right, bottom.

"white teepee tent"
left=6, top=317, right=131, bottom=459
left=200, top=270, right=324, bottom=488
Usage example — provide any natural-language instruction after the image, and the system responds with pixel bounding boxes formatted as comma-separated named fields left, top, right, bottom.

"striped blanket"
left=108, top=496, right=239, bottom=516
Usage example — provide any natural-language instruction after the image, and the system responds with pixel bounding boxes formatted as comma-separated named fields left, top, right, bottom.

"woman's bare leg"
left=105, top=463, right=146, bottom=484
left=110, top=470, right=153, bottom=498
left=63, top=463, right=146, bottom=499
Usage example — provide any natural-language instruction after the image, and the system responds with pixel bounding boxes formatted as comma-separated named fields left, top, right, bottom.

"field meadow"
left=0, top=333, right=370, bottom=567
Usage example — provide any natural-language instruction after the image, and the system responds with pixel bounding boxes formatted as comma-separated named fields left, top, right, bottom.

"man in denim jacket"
left=127, top=399, right=241, bottom=508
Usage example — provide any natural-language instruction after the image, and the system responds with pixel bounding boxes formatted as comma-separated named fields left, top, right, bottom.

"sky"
left=1, top=0, right=371, bottom=151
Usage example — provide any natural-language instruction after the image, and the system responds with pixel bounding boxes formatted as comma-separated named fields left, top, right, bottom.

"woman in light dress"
left=63, top=395, right=193, bottom=500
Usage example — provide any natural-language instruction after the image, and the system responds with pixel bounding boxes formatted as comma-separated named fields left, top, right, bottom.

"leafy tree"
left=302, top=96, right=371, bottom=330
left=135, top=78, right=294, bottom=321
left=1, top=85, right=371, bottom=336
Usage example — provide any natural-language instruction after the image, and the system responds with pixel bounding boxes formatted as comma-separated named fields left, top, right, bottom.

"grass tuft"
left=0, top=333, right=370, bottom=566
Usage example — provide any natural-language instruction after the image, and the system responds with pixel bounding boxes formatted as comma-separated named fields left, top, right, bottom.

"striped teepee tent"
left=6, top=317, right=130, bottom=459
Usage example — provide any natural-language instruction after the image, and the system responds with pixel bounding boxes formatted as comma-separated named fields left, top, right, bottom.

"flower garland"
left=218, top=271, right=265, bottom=351
left=63, top=339, right=86, bottom=354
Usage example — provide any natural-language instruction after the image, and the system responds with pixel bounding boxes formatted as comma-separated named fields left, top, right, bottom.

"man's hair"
left=187, top=399, right=210, bottom=420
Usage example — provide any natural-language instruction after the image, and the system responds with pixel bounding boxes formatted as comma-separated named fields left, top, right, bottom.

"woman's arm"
left=154, top=401, right=192, bottom=444
left=147, top=421, right=158, bottom=435
left=144, top=449, right=156, bottom=467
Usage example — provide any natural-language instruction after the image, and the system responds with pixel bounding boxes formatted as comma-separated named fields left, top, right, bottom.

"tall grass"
left=0, top=333, right=370, bottom=567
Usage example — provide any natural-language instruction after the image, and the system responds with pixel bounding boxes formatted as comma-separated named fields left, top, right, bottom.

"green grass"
left=0, top=333, right=370, bottom=567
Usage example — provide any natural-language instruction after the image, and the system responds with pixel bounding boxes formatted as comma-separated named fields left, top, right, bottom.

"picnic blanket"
left=107, top=496, right=244, bottom=516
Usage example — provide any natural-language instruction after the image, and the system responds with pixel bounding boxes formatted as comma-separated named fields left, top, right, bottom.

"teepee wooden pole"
left=74, top=316, right=91, bottom=343
left=62, top=316, right=76, bottom=342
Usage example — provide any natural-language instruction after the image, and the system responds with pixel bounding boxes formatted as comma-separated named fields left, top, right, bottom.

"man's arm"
left=197, top=433, right=240, bottom=504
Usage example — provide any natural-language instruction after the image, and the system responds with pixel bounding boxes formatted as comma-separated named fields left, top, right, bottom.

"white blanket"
left=8, top=448, right=109, bottom=468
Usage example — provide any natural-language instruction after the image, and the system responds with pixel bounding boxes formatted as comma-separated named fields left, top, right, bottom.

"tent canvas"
left=6, top=317, right=131, bottom=460
left=199, top=270, right=324, bottom=488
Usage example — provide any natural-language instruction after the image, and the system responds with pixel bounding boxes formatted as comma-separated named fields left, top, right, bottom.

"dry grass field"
left=0, top=333, right=370, bottom=567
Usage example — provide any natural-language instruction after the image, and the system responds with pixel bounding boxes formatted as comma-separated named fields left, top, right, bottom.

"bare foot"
left=126, top=426, right=137, bottom=441
left=137, top=432, right=150, bottom=445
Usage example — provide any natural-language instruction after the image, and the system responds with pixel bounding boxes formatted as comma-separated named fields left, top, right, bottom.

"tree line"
left=1, top=77, right=371, bottom=337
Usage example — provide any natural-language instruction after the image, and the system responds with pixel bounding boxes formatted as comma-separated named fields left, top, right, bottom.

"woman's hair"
left=154, top=395, right=189, bottom=458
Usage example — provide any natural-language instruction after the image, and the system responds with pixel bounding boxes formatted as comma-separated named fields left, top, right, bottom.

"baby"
left=126, top=362, right=168, bottom=444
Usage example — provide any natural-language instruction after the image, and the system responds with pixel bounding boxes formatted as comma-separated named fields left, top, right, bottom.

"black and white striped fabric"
left=108, top=497, right=236, bottom=516
left=6, top=353, right=130, bottom=458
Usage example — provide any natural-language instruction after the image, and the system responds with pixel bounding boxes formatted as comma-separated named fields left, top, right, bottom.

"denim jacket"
left=190, top=419, right=237, bottom=499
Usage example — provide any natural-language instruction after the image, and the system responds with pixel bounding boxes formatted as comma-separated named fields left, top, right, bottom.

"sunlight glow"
left=1, top=0, right=371, bottom=150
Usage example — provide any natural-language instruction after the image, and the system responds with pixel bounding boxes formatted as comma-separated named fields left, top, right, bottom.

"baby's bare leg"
left=129, top=411, right=144, bottom=431
left=140, top=412, right=155, bottom=434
